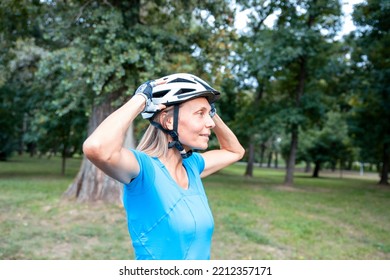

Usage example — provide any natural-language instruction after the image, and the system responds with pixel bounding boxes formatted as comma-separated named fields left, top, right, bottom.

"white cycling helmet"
left=140, top=73, right=220, bottom=158
left=141, top=73, right=220, bottom=119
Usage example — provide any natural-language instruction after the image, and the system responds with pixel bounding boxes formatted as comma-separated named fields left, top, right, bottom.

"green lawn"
left=1, top=155, right=389, bottom=260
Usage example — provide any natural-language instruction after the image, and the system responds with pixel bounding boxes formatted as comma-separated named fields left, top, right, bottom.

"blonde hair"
left=136, top=107, right=175, bottom=158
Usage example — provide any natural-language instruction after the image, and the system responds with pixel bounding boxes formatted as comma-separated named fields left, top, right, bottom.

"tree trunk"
left=245, top=141, right=255, bottom=177
left=284, top=124, right=298, bottom=185
left=244, top=76, right=264, bottom=177
left=63, top=96, right=135, bottom=204
left=267, top=151, right=272, bottom=168
left=245, top=78, right=265, bottom=177
left=274, top=151, right=278, bottom=169
left=312, top=160, right=321, bottom=178
left=259, top=142, right=266, bottom=167
left=379, top=142, right=389, bottom=185
left=284, top=53, right=307, bottom=186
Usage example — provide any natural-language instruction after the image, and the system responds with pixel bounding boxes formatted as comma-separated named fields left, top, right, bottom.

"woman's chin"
left=186, top=144, right=208, bottom=151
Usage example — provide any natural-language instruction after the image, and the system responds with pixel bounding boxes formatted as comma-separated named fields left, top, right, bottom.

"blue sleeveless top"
left=123, top=149, right=214, bottom=260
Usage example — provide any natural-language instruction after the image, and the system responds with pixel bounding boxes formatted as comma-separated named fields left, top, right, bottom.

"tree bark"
left=379, top=142, right=389, bottom=185
left=284, top=124, right=298, bottom=185
left=267, top=151, right=272, bottom=168
left=259, top=142, right=266, bottom=167
left=245, top=78, right=265, bottom=176
left=61, top=138, right=68, bottom=176
left=283, top=1, right=316, bottom=185
left=274, top=151, right=278, bottom=168
left=244, top=141, right=255, bottom=177
left=312, top=160, right=321, bottom=178
left=63, top=95, right=135, bottom=204
left=283, top=54, right=306, bottom=186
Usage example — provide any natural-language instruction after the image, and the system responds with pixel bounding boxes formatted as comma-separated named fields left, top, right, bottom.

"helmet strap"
left=150, top=104, right=193, bottom=158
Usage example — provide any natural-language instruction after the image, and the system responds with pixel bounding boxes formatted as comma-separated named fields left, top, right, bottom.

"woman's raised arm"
left=200, top=113, right=245, bottom=178
left=82, top=95, right=147, bottom=184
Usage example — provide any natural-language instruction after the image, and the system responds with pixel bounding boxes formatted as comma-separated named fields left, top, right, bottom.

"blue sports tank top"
left=123, top=149, right=214, bottom=260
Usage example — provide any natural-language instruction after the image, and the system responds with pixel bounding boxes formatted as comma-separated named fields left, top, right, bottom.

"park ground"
left=0, top=155, right=389, bottom=260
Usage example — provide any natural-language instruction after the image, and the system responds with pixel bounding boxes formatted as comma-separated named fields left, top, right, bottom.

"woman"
left=83, top=73, right=245, bottom=260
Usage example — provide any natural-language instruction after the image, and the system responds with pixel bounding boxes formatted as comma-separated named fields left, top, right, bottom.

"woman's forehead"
left=181, top=97, right=210, bottom=109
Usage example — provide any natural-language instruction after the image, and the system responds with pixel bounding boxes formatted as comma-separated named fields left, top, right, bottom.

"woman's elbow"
left=237, top=146, right=245, bottom=160
left=82, top=138, right=102, bottom=161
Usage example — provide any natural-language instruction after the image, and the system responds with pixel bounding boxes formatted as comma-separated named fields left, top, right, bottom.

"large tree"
left=307, top=112, right=353, bottom=177
left=234, top=0, right=342, bottom=182
left=347, top=0, right=390, bottom=185
left=234, top=0, right=284, bottom=177
left=32, top=0, right=235, bottom=203
left=0, top=0, right=45, bottom=159
left=273, top=0, right=342, bottom=185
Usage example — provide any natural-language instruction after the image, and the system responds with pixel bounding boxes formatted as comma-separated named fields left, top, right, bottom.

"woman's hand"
left=134, top=80, right=167, bottom=119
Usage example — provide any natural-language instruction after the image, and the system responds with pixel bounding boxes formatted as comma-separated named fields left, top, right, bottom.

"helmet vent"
left=169, top=78, right=196, bottom=84
left=153, top=90, right=170, bottom=98
left=174, top=88, right=195, bottom=95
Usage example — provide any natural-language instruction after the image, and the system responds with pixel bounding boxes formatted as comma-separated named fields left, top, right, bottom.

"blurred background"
left=0, top=0, right=389, bottom=260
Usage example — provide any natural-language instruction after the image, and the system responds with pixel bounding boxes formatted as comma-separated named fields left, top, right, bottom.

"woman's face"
left=176, top=97, right=215, bottom=151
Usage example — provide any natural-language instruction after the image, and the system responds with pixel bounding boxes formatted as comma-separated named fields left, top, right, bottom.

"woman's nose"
left=205, top=114, right=215, bottom=128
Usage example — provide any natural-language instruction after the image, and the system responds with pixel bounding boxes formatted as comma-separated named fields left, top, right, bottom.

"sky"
left=234, top=0, right=366, bottom=38
left=340, top=0, right=365, bottom=35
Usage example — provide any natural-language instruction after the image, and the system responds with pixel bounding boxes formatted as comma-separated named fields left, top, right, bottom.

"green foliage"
left=0, top=0, right=389, bottom=184
left=234, top=0, right=344, bottom=174
left=0, top=37, right=46, bottom=159
left=271, top=0, right=343, bottom=127
left=0, top=0, right=236, bottom=160
left=306, top=112, right=354, bottom=170
left=0, top=85, right=19, bottom=160
left=346, top=0, right=390, bottom=183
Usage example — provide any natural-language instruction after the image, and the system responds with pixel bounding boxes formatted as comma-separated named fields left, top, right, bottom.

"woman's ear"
left=159, top=110, right=174, bottom=130
left=165, top=114, right=174, bottom=130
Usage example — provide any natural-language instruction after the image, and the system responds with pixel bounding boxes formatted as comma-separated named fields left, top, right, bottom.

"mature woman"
left=83, top=73, right=245, bottom=260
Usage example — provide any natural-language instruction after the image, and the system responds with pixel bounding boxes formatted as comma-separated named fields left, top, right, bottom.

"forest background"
left=1, top=0, right=388, bottom=200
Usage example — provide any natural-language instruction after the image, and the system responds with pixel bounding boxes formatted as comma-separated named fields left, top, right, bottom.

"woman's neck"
left=159, top=149, right=188, bottom=189
left=159, top=149, right=182, bottom=168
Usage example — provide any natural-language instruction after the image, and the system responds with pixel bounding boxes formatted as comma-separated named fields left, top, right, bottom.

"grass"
left=207, top=166, right=390, bottom=259
left=0, top=155, right=131, bottom=260
left=1, top=155, right=389, bottom=260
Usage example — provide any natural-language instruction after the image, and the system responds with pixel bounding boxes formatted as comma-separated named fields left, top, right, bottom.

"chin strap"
left=150, top=104, right=193, bottom=159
